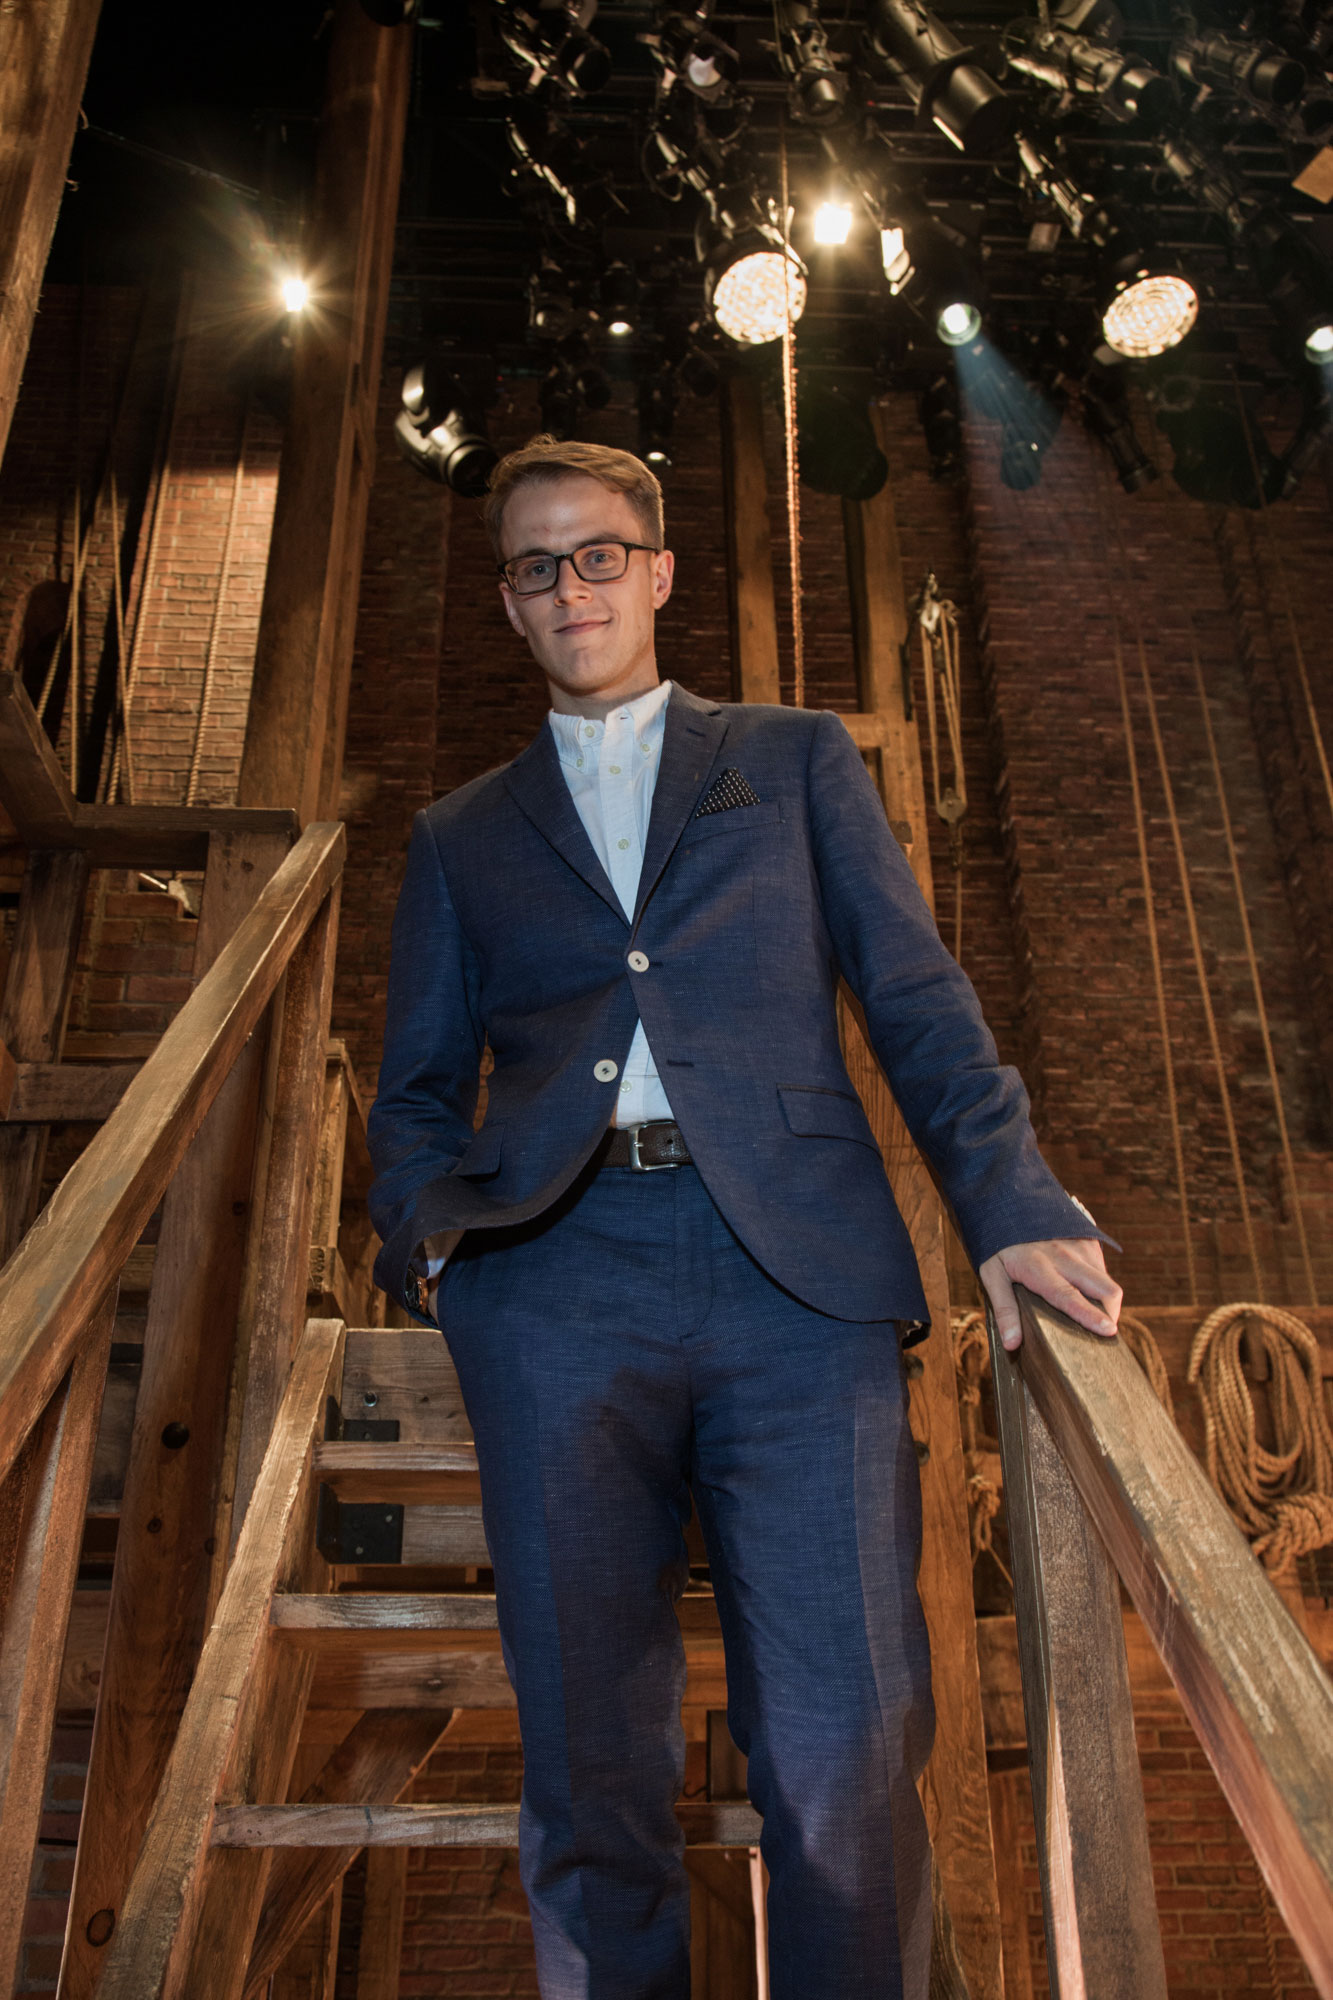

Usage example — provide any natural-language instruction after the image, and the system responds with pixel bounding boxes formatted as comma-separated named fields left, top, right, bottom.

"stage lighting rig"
left=539, top=358, right=582, bottom=438
left=1172, top=19, right=1306, bottom=114
left=699, top=184, right=809, bottom=344
left=865, top=0, right=1015, bottom=154
left=821, top=125, right=986, bottom=345
left=918, top=374, right=966, bottom=482
left=494, top=0, right=612, bottom=97
left=1003, top=18, right=1173, bottom=127
left=505, top=108, right=625, bottom=231
left=774, top=0, right=850, bottom=127
left=640, top=6, right=741, bottom=105
left=394, top=365, right=498, bottom=496
left=1017, top=135, right=1199, bottom=358
left=600, top=262, right=639, bottom=335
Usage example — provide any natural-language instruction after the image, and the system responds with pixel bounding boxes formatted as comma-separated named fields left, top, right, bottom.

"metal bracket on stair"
left=315, top=1486, right=404, bottom=1564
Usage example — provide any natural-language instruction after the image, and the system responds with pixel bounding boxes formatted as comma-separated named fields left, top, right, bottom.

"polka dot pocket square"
left=694, top=769, right=762, bottom=817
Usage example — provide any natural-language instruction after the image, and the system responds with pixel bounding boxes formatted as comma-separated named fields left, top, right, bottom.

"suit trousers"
left=439, top=1152, right=936, bottom=2000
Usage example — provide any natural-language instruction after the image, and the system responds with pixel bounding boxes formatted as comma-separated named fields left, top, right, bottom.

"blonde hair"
left=484, top=434, right=664, bottom=555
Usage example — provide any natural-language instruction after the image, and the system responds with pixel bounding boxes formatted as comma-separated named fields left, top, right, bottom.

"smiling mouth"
left=554, top=619, right=607, bottom=634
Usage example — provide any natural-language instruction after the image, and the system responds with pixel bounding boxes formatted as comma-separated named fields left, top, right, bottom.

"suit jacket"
left=368, top=682, right=1100, bottom=1329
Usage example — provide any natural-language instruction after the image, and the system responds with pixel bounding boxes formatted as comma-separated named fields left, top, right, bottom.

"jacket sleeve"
left=367, top=810, right=484, bottom=1303
left=806, top=708, right=1111, bottom=1270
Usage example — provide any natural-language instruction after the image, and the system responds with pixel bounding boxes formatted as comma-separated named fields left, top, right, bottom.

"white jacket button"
left=594, top=1059, right=619, bottom=1082
left=627, top=950, right=649, bottom=972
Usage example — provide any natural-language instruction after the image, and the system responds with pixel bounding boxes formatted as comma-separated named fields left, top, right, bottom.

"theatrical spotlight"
left=1080, top=350, right=1158, bottom=491
left=775, top=0, right=850, bottom=126
left=495, top=0, right=612, bottom=97
left=1003, top=19, right=1173, bottom=128
left=814, top=199, right=854, bottom=245
left=643, top=10, right=740, bottom=103
left=279, top=274, right=310, bottom=313
left=866, top=0, right=1014, bottom=154
left=637, top=369, right=676, bottom=467
left=539, top=359, right=581, bottom=439
left=600, top=262, right=638, bottom=336
left=1016, top=136, right=1199, bottom=359
left=881, top=218, right=986, bottom=347
left=699, top=188, right=808, bottom=345
left=394, top=365, right=498, bottom=496
left=1173, top=23, right=1306, bottom=113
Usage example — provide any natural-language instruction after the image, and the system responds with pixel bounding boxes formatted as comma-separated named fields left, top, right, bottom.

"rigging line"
left=104, top=467, right=136, bottom=808
left=1189, top=634, right=1318, bottom=1303
left=1099, top=473, right=1197, bottom=1304
left=1229, top=369, right=1333, bottom=830
left=185, top=394, right=252, bottom=806
left=778, top=112, right=805, bottom=709
left=1110, top=491, right=1263, bottom=1297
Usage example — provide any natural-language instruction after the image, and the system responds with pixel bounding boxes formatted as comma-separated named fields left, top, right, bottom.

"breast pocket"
left=684, top=799, right=784, bottom=843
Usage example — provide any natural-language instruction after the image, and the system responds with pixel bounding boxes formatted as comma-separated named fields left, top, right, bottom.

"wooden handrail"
left=0, top=821, right=346, bottom=1486
left=1007, top=1285, right=1333, bottom=1997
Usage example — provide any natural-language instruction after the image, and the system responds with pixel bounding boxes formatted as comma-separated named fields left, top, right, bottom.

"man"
left=368, top=435, right=1120, bottom=2000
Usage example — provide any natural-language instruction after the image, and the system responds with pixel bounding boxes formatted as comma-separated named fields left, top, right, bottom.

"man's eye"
left=582, top=547, right=615, bottom=567
left=519, top=559, right=553, bottom=582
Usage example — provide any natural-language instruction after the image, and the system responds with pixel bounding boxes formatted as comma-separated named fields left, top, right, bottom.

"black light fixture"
left=644, top=8, right=741, bottom=103
left=637, top=367, right=676, bottom=467
left=796, top=379, right=889, bottom=499
left=495, top=0, right=612, bottom=96
left=1003, top=18, right=1173, bottom=128
left=918, top=374, right=966, bottom=483
left=881, top=214, right=986, bottom=348
left=1080, top=349, right=1159, bottom=491
left=775, top=0, right=850, bottom=126
left=866, top=0, right=1015, bottom=155
left=1172, top=22, right=1306, bottom=113
left=1017, top=135, right=1199, bottom=360
left=527, top=256, right=580, bottom=342
left=394, top=365, right=498, bottom=496
left=600, top=261, right=639, bottom=337
left=539, top=358, right=582, bottom=439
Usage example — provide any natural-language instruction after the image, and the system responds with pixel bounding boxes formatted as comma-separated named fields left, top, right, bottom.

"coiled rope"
left=952, top=1310, right=1007, bottom=1579
left=1188, top=1302, right=1333, bottom=1574
left=917, top=574, right=967, bottom=959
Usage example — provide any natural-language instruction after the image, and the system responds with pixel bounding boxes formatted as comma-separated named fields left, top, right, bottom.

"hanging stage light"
left=881, top=215, right=985, bottom=347
left=600, top=261, right=639, bottom=336
left=796, top=379, right=888, bottom=499
left=1307, top=322, right=1333, bottom=362
left=1003, top=19, right=1173, bottom=128
left=1017, top=136, right=1199, bottom=360
left=775, top=0, right=850, bottom=126
left=1173, top=26, right=1306, bottom=112
left=700, top=187, right=808, bottom=345
left=280, top=275, right=310, bottom=314
left=637, top=368, right=677, bottom=467
left=866, top=0, right=1013, bottom=154
left=918, top=374, right=965, bottom=483
left=495, top=0, right=612, bottom=97
left=643, top=10, right=740, bottom=104
left=394, top=365, right=498, bottom=496
left=1081, top=351, right=1158, bottom=492
left=814, top=200, right=854, bottom=245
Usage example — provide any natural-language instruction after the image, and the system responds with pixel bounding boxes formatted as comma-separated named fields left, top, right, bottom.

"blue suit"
left=367, top=682, right=1098, bottom=1999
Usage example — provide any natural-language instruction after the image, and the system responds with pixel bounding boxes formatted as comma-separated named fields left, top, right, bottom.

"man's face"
left=497, top=473, right=674, bottom=714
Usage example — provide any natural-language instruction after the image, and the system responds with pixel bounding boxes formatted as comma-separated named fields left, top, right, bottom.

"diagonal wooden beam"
left=0, top=674, right=77, bottom=844
left=243, top=1709, right=452, bottom=1996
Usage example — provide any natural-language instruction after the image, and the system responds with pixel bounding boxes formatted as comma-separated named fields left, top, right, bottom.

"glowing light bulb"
left=712, top=251, right=807, bottom=345
left=1304, top=321, right=1333, bottom=362
left=608, top=318, right=633, bottom=336
left=281, top=275, right=310, bottom=314
left=937, top=300, right=982, bottom=347
left=880, top=227, right=909, bottom=290
left=1101, top=272, right=1197, bottom=360
left=814, top=201, right=853, bottom=246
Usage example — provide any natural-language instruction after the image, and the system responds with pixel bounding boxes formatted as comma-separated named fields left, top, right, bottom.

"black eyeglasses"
left=497, top=540, right=660, bottom=597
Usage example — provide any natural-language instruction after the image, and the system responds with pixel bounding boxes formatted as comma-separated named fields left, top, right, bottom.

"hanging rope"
left=1108, top=506, right=1265, bottom=1300
left=952, top=1310, right=1008, bottom=1580
left=778, top=114, right=804, bottom=709
left=1189, top=633, right=1318, bottom=1304
left=186, top=391, right=252, bottom=806
left=103, top=466, right=136, bottom=807
left=916, top=573, right=968, bottom=958
left=1106, top=556, right=1197, bottom=1303
left=1188, top=1302, right=1333, bottom=1574
left=1230, top=371, right=1333, bottom=832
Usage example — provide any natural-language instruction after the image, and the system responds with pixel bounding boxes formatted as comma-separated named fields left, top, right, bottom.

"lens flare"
left=712, top=251, right=808, bottom=345
left=1102, top=272, right=1198, bottom=359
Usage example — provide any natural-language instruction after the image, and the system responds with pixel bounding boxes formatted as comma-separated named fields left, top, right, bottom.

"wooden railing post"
left=989, top=1306, right=1168, bottom=2000
left=0, top=1285, right=117, bottom=1994
left=0, top=848, right=89, bottom=1260
left=61, top=827, right=292, bottom=2000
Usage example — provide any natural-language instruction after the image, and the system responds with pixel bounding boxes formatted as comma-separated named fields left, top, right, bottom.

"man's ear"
left=652, top=548, right=675, bottom=610
left=499, top=582, right=526, bottom=637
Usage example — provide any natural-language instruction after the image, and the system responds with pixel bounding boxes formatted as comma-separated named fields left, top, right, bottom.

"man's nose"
left=553, top=555, right=593, bottom=601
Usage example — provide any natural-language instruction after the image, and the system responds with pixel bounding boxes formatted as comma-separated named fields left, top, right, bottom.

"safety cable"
left=778, top=114, right=805, bottom=708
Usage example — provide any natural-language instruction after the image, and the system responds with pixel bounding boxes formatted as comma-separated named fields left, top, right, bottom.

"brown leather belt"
left=596, top=1119, right=693, bottom=1171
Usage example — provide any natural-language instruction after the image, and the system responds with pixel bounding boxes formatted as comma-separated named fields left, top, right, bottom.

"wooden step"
left=312, top=1440, right=480, bottom=1505
left=271, top=1592, right=499, bottom=1638
left=210, top=1800, right=762, bottom=1849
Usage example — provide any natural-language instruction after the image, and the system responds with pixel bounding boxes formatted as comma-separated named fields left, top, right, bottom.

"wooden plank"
left=238, top=0, right=412, bottom=824
left=341, top=1328, right=471, bottom=1444
left=838, top=396, right=1004, bottom=2000
left=0, top=0, right=103, bottom=467
left=990, top=1308, right=1168, bottom=2000
left=0, top=1039, right=15, bottom=1119
left=244, top=1709, right=451, bottom=1996
left=720, top=372, right=780, bottom=706
left=354, top=1848, right=407, bottom=2000
left=214, top=1800, right=765, bottom=1849
left=311, top=1440, right=480, bottom=1505
left=986, top=1771, right=1036, bottom=2000
left=230, top=882, right=343, bottom=1540
left=0, top=821, right=344, bottom=1488
left=70, top=802, right=298, bottom=871
left=306, top=1633, right=730, bottom=1713
left=0, top=678, right=76, bottom=842
left=0, top=847, right=89, bottom=1260
left=272, top=1593, right=498, bottom=1633
left=400, top=1504, right=490, bottom=1567
left=93, top=1319, right=346, bottom=2000
left=5, top=1061, right=138, bottom=1122
left=1015, top=1284, right=1333, bottom=1997
left=61, top=829, right=290, bottom=2000
left=0, top=1287, right=115, bottom=1996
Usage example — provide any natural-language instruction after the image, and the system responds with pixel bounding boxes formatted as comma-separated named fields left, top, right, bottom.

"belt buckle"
left=627, top=1123, right=676, bottom=1171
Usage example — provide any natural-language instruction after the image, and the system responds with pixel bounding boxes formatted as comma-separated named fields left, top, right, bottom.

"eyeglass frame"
left=495, top=539, right=662, bottom=597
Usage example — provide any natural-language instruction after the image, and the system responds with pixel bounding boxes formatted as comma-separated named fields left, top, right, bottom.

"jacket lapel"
left=502, top=724, right=628, bottom=927
left=633, top=685, right=729, bottom=925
